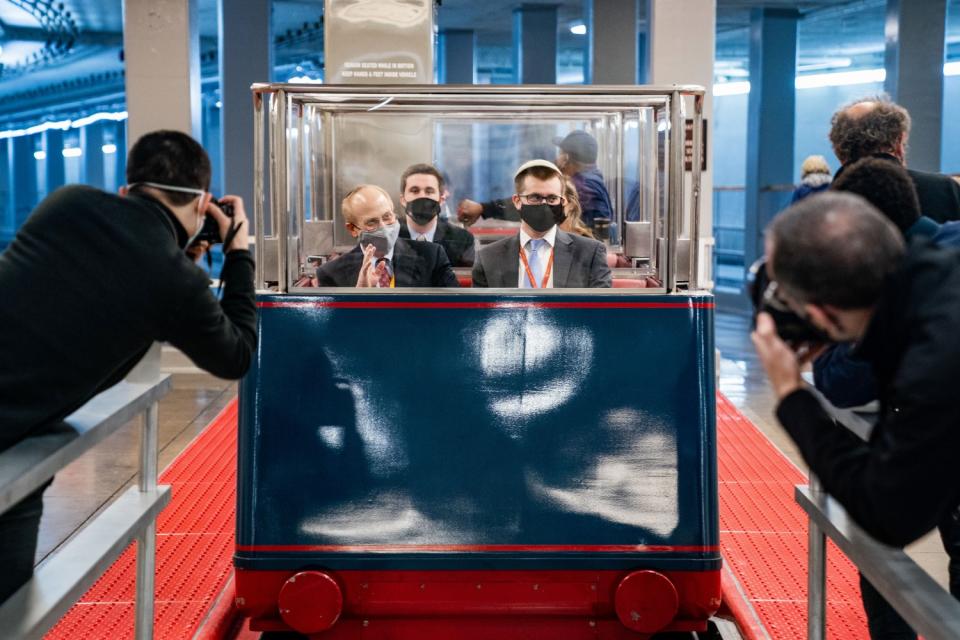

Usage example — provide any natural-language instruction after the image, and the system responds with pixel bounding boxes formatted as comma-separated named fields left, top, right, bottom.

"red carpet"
left=45, top=400, right=239, bottom=640
left=43, top=394, right=869, bottom=639
left=717, top=393, right=867, bottom=639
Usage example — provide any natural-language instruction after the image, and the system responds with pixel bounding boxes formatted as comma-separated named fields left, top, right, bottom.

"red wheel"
left=277, top=570, right=343, bottom=634
left=614, top=570, right=679, bottom=634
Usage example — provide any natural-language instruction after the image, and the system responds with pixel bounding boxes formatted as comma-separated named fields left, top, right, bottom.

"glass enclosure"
left=252, top=85, right=704, bottom=293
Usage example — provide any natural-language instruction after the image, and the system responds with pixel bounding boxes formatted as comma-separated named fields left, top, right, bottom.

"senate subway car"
left=234, top=84, right=720, bottom=638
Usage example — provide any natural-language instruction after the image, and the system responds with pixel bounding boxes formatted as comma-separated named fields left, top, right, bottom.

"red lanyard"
left=519, top=243, right=555, bottom=288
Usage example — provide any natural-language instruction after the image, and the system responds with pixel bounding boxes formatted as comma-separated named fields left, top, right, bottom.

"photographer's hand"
left=751, top=312, right=804, bottom=400
left=207, top=196, right=250, bottom=253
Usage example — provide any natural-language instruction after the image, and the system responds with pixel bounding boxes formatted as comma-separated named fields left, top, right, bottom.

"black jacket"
left=777, top=240, right=960, bottom=546
left=315, top=238, right=459, bottom=287
left=0, top=185, right=257, bottom=452
left=399, top=220, right=476, bottom=267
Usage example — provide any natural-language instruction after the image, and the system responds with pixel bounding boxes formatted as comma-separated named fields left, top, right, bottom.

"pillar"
left=439, top=30, right=477, bottom=84
left=114, top=121, right=127, bottom=189
left=884, top=0, right=947, bottom=173
left=0, top=140, right=11, bottom=247
left=647, top=0, right=716, bottom=283
left=513, top=4, right=558, bottom=84
left=12, top=135, right=39, bottom=227
left=742, top=9, right=797, bottom=271
left=44, top=129, right=66, bottom=195
left=81, top=122, right=105, bottom=188
left=218, top=0, right=271, bottom=212
left=588, top=0, right=639, bottom=84
left=123, top=0, right=202, bottom=144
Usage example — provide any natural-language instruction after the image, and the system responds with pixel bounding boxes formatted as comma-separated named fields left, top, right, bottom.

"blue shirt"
left=572, top=167, right=614, bottom=228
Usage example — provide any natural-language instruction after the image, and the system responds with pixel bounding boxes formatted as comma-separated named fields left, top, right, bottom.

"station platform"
left=31, top=313, right=950, bottom=639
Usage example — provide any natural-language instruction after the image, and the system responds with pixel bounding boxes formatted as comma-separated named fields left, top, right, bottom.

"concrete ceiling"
left=0, top=0, right=957, bottom=121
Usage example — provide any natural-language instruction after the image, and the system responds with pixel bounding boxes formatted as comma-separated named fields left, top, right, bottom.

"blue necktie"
left=524, top=238, right=546, bottom=288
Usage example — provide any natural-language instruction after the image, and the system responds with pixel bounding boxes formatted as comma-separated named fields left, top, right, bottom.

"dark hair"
left=514, top=165, right=562, bottom=193
left=768, top=192, right=904, bottom=309
left=829, top=96, right=911, bottom=164
left=830, top=157, right=920, bottom=235
left=126, top=130, right=211, bottom=206
left=400, top=163, right=444, bottom=194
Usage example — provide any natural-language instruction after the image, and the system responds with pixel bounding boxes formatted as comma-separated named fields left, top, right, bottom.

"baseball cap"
left=553, top=130, right=598, bottom=164
left=513, top=159, right=562, bottom=180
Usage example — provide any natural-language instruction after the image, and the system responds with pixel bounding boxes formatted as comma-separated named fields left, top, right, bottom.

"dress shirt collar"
left=519, top=224, right=558, bottom=250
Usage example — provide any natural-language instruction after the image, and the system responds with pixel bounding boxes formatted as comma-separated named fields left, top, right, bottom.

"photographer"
left=752, top=192, right=960, bottom=549
left=0, top=130, right=257, bottom=602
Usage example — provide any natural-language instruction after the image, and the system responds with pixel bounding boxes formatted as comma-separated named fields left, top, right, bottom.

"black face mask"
left=405, top=197, right=441, bottom=226
left=520, top=204, right=566, bottom=232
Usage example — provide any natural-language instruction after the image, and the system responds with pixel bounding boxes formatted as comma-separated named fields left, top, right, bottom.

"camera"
left=747, top=257, right=829, bottom=346
left=192, top=199, right=235, bottom=246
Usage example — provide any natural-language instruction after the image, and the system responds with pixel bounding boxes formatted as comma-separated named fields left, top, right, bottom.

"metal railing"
left=0, top=375, right=172, bottom=640
left=798, top=476, right=960, bottom=640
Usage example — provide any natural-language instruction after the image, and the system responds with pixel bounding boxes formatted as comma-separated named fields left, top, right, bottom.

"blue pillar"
left=439, top=30, right=477, bottom=84
left=12, top=135, right=39, bottom=227
left=587, top=0, right=639, bottom=84
left=744, top=8, right=798, bottom=269
left=115, top=121, right=127, bottom=189
left=0, top=140, right=11, bottom=247
left=44, top=129, right=66, bottom=194
left=81, top=122, right=106, bottom=188
left=884, top=0, right=947, bottom=173
left=513, top=4, right=558, bottom=84
left=219, top=0, right=272, bottom=212
left=637, top=32, right=647, bottom=84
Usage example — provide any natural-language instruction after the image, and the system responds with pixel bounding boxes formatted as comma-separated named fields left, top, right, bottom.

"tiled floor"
left=33, top=314, right=950, bottom=597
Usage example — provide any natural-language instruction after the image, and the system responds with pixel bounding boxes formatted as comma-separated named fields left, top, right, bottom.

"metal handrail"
left=0, top=376, right=172, bottom=640
left=796, top=478, right=960, bottom=640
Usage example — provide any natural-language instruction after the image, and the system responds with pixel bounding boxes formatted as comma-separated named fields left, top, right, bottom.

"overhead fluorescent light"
left=101, top=143, right=117, bottom=154
left=33, top=150, right=46, bottom=160
left=62, top=147, right=82, bottom=158
left=714, top=81, right=750, bottom=96
left=795, top=68, right=885, bottom=89
left=570, top=22, right=587, bottom=35
left=945, top=61, right=960, bottom=76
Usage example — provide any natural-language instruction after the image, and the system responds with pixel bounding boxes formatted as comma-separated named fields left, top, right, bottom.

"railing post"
left=135, top=402, right=159, bottom=640
left=807, top=474, right=827, bottom=640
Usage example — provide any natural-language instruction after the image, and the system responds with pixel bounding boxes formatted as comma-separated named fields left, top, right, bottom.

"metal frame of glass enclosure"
left=251, top=84, right=705, bottom=294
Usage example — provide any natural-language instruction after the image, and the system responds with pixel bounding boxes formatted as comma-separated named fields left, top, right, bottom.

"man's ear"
left=345, top=222, right=359, bottom=238
left=894, top=134, right=908, bottom=165
left=804, top=303, right=838, bottom=336
left=118, top=185, right=128, bottom=196
left=512, top=194, right=522, bottom=210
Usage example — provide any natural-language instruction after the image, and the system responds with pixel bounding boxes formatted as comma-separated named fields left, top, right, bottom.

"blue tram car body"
left=235, top=292, right=720, bottom=637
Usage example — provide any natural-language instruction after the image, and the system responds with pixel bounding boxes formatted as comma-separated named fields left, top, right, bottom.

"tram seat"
left=457, top=275, right=473, bottom=287
left=612, top=278, right=649, bottom=288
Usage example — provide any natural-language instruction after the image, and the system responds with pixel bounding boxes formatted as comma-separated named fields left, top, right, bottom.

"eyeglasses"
left=518, top=193, right=565, bottom=206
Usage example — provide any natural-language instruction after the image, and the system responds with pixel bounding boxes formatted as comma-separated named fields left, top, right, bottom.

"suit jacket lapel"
left=498, top=235, right=521, bottom=287
left=391, top=240, right=424, bottom=286
left=433, top=220, right=447, bottom=243
left=552, top=229, right=575, bottom=288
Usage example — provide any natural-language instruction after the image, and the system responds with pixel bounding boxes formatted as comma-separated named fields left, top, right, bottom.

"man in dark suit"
left=472, top=160, right=611, bottom=288
left=397, top=163, right=476, bottom=267
left=316, top=184, right=458, bottom=288
left=830, top=97, right=960, bottom=223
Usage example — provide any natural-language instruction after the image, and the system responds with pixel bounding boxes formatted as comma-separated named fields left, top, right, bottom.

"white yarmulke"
left=514, top=159, right=562, bottom=180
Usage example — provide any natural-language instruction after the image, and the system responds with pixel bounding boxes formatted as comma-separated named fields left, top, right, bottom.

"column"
left=647, top=0, right=716, bottom=283
left=81, top=122, right=106, bottom=188
left=44, top=129, right=66, bottom=194
left=114, top=121, right=127, bottom=189
left=12, top=135, right=39, bottom=227
left=743, top=8, right=797, bottom=270
left=218, top=0, right=271, bottom=213
left=513, top=4, right=558, bottom=84
left=123, top=0, right=202, bottom=143
left=439, top=30, right=477, bottom=84
left=588, top=0, right=639, bottom=84
left=0, top=140, right=11, bottom=247
left=884, top=0, right=947, bottom=173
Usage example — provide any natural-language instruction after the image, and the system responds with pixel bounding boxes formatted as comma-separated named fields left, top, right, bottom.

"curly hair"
left=830, top=157, right=920, bottom=235
left=828, top=96, right=911, bottom=164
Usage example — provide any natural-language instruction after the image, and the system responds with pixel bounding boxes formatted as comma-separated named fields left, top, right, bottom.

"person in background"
left=315, top=184, right=458, bottom=288
left=829, top=96, right=960, bottom=222
left=553, top=130, right=614, bottom=229
left=472, top=160, right=611, bottom=288
left=791, top=155, right=832, bottom=203
left=558, top=176, right=593, bottom=239
left=397, top=163, right=476, bottom=267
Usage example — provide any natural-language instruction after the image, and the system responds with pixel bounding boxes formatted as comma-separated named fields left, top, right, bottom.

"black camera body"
left=192, top=199, right=235, bottom=245
left=747, top=257, right=830, bottom=346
